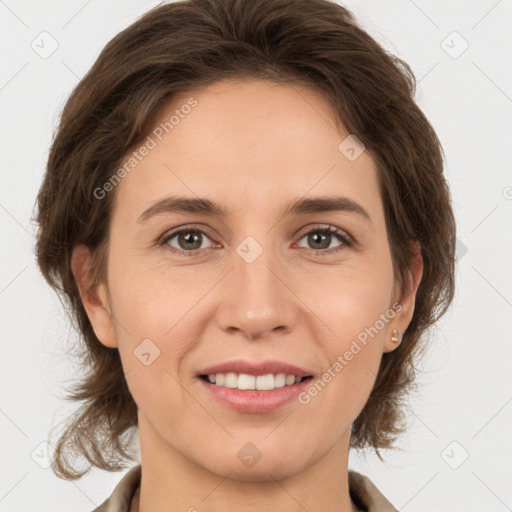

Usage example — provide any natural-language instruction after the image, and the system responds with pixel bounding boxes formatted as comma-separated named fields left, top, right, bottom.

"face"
left=74, top=78, right=422, bottom=482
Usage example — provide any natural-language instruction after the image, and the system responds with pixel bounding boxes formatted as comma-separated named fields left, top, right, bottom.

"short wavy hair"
left=34, top=0, right=456, bottom=479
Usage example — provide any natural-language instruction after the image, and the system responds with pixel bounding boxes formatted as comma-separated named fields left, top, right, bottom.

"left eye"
left=295, top=226, right=351, bottom=255
left=160, top=225, right=351, bottom=256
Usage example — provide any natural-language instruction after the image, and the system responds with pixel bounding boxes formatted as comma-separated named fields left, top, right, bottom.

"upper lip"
left=197, top=360, right=314, bottom=378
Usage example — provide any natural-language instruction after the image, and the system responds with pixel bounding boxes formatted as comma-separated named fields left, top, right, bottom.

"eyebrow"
left=137, top=195, right=372, bottom=223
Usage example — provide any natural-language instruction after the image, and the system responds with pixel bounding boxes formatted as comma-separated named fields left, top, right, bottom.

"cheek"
left=331, top=280, right=394, bottom=346
left=298, top=286, right=392, bottom=425
left=296, top=254, right=395, bottom=338
left=103, top=253, right=187, bottom=399
left=108, top=249, right=203, bottom=335
left=301, top=261, right=395, bottom=399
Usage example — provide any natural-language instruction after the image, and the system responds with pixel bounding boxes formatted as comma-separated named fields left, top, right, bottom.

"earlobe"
left=71, top=244, right=118, bottom=349
left=383, top=241, right=423, bottom=353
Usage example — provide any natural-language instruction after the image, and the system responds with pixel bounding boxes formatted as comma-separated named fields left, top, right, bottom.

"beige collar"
left=93, top=465, right=398, bottom=512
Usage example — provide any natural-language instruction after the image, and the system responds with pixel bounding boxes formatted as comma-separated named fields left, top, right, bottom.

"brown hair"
left=35, top=0, right=456, bottom=479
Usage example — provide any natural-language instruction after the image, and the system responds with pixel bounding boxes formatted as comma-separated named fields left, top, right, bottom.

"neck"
left=134, top=413, right=359, bottom=512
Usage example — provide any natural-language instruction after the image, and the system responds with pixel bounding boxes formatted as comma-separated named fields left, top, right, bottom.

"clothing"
left=92, top=464, right=397, bottom=512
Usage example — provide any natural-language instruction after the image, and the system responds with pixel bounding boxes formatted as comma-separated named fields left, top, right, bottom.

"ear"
left=383, top=241, right=423, bottom=353
left=71, top=244, right=118, bottom=349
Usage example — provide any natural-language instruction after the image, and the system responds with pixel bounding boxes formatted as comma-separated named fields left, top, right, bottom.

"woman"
left=35, top=0, right=456, bottom=510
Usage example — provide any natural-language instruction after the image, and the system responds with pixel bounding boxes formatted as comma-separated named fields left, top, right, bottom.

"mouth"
left=198, top=373, right=314, bottom=390
left=197, top=373, right=315, bottom=413
left=195, top=359, right=315, bottom=412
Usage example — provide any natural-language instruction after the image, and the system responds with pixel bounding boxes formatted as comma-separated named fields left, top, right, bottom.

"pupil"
left=181, top=231, right=201, bottom=250
left=310, top=232, right=329, bottom=249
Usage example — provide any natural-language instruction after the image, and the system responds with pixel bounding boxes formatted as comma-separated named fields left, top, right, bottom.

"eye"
left=295, top=225, right=352, bottom=256
left=160, top=226, right=217, bottom=256
left=159, top=223, right=352, bottom=257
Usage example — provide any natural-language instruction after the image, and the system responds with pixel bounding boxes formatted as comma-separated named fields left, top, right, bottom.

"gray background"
left=1, top=0, right=511, bottom=510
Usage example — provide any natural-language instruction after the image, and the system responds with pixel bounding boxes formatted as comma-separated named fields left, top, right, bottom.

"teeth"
left=206, top=372, right=304, bottom=390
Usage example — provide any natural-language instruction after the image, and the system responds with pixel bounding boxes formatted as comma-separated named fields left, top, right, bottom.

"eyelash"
left=158, top=224, right=353, bottom=258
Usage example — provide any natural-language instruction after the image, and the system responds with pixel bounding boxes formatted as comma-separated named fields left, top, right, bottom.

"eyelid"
left=294, top=223, right=353, bottom=244
left=158, top=223, right=216, bottom=242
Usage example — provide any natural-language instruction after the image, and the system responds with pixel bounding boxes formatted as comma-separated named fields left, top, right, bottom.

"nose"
left=215, top=244, right=298, bottom=340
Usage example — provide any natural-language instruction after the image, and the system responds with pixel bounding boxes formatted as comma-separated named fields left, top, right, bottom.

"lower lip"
left=197, top=376, right=313, bottom=413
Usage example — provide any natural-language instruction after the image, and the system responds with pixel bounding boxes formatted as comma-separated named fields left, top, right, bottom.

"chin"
left=213, top=457, right=305, bottom=483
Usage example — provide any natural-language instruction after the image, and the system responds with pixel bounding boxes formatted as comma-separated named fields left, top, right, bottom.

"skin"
left=72, top=78, right=423, bottom=512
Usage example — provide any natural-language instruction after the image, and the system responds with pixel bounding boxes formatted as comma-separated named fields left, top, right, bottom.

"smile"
left=197, top=374, right=314, bottom=413
left=201, top=372, right=311, bottom=390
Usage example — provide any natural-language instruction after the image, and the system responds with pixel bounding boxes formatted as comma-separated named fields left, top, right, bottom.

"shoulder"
left=348, top=470, right=398, bottom=512
left=91, top=465, right=141, bottom=512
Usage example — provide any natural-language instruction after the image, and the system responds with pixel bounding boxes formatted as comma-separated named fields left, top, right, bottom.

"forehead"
left=113, top=78, right=382, bottom=224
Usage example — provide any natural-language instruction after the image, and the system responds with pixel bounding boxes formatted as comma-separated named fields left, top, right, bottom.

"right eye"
left=160, top=226, right=218, bottom=256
